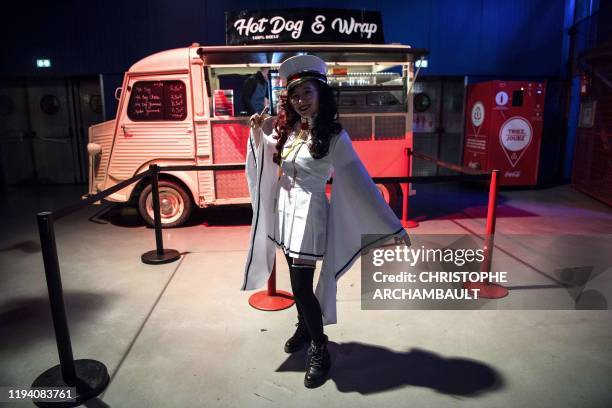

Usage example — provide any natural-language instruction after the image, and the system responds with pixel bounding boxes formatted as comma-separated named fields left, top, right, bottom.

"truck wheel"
left=138, top=180, right=193, bottom=228
left=376, top=183, right=401, bottom=213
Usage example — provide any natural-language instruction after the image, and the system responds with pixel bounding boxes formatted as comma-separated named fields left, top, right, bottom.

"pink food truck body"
left=87, top=44, right=426, bottom=227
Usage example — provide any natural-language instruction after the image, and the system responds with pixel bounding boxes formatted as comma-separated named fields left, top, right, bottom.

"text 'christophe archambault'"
left=370, top=246, right=508, bottom=301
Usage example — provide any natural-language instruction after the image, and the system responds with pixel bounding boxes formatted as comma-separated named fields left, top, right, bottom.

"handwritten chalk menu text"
left=127, top=80, right=187, bottom=121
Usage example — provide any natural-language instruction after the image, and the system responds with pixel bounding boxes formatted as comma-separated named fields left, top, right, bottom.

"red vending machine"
left=463, top=81, right=546, bottom=186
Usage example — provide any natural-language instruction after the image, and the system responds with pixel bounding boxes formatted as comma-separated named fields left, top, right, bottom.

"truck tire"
left=376, top=183, right=399, bottom=205
left=138, top=180, right=193, bottom=228
left=376, top=183, right=401, bottom=214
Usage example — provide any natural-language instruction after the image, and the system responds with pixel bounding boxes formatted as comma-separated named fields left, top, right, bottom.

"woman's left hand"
left=249, top=106, right=269, bottom=129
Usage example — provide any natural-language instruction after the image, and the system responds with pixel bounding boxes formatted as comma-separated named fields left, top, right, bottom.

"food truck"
left=87, top=43, right=427, bottom=226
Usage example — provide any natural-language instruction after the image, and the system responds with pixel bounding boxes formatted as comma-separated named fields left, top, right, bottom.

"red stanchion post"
left=248, top=258, right=295, bottom=311
left=463, top=169, right=509, bottom=298
left=402, top=148, right=419, bottom=229
left=267, top=262, right=277, bottom=295
left=482, top=169, right=499, bottom=272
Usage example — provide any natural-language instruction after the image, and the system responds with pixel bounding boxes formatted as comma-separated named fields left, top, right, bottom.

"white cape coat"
left=242, top=125, right=407, bottom=325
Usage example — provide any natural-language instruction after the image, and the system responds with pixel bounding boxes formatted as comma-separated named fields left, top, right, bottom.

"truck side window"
left=127, top=80, right=187, bottom=121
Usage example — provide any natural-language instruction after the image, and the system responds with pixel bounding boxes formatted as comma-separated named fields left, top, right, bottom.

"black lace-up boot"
left=284, top=314, right=311, bottom=353
left=304, top=334, right=331, bottom=388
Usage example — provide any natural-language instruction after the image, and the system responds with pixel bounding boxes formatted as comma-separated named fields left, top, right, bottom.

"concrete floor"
left=0, top=183, right=611, bottom=407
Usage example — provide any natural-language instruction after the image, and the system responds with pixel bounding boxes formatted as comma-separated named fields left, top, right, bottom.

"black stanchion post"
left=141, top=164, right=181, bottom=265
left=37, top=212, right=76, bottom=381
left=151, top=164, right=165, bottom=256
left=32, top=211, right=109, bottom=407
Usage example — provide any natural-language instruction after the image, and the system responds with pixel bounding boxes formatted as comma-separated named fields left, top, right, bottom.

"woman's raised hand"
left=249, top=106, right=269, bottom=129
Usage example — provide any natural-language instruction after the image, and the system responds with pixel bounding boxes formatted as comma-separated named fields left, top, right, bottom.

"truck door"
left=108, top=75, right=195, bottom=185
left=190, top=63, right=214, bottom=206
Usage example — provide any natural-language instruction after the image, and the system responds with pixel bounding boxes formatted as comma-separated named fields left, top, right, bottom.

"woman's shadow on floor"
left=277, top=342, right=504, bottom=396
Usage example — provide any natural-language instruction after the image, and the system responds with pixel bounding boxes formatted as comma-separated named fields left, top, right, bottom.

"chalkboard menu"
left=127, top=80, right=187, bottom=121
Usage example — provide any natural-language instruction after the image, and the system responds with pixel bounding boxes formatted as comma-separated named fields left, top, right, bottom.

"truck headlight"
left=87, top=143, right=101, bottom=156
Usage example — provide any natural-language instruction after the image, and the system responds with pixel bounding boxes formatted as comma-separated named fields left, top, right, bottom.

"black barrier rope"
left=408, top=148, right=490, bottom=176
left=32, top=156, right=493, bottom=405
left=371, top=174, right=489, bottom=183
left=405, top=150, right=507, bottom=298
left=160, top=163, right=247, bottom=172
left=53, top=170, right=152, bottom=220
left=31, top=162, right=246, bottom=406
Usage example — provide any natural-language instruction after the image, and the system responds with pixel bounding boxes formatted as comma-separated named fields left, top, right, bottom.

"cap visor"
left=287, top=77, right=327, bottom=91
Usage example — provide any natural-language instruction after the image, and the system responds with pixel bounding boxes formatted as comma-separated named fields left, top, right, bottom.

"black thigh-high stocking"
left=283, top=252, right=304, bottom=320
left=284, top=253, right=303, bottom=319
left=289, top=262, right=325, bottom=343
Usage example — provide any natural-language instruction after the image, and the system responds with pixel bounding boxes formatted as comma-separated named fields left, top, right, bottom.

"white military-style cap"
left=278, top=55, right=327, bottom=91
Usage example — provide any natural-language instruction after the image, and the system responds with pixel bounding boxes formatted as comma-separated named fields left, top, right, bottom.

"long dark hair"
left=272, top=80, right=342, bottom=165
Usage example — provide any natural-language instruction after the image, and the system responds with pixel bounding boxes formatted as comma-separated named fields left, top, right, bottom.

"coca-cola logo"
left=504, top=170, right=521, bottom=178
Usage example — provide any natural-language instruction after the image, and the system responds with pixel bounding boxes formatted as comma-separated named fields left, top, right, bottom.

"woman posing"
left=243, top=55, right=408, bottom=388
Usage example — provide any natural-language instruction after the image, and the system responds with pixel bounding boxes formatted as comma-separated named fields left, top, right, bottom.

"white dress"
left=243, top=124, right=408, bottom=325
left=272, top=129, right=335, bottom=260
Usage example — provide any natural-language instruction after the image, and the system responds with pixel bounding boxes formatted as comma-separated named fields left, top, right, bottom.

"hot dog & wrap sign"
left=226, top=9, right=384, bottom=45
